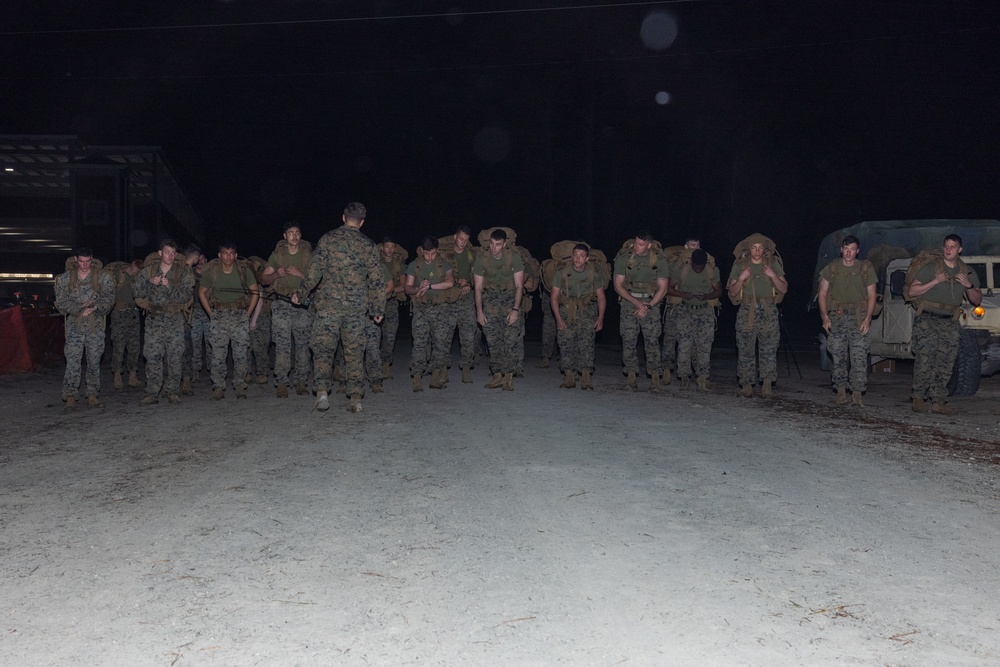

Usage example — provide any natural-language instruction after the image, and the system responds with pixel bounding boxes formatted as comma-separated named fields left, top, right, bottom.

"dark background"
left=3, top=0, right=999, bottom=342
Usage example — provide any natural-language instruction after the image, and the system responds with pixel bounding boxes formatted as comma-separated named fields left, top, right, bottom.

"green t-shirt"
left=473, top=249, right=525, bottom=289
left=614, top=251, right=667, bottom=295
left=670, top=264, right=720, bottom=305
left=819, top=259, right=876, bottom=308
left=913, top=260, right=980, bottom=309
left=451, top=247, right=476, bottom=284
left=202, top=263, right=257, bottom=306
left=552, top=263, right=603, bottom=300
left=267, top=245, right=311, bottom=295
left=115, top=271, right=136, bottom=306
left=406, top=256, right=454, bottom=284
left=728, top=261, right=785, bottom=302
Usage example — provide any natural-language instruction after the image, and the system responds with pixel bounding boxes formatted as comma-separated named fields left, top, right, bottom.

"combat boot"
left=911, top=397, right=927, bottom=412
left=740, top=384, right=754, bottom=398
left=661, top=368, right=672, bottom=386
left=761, top=381, right=773, bottom=398
left=295, top=383, right=308, bottom=396
left=181, top=375, right=193, bottom=396
left=128, top=371, right=141, bottom=389
left=168, top=394, right=181, bottom=404
left=381, top=361, right=391, bottom=379
left=336, top=384, right=347, bottom=394
left=371, top=382, right=384, bottom=393
left=276, top=384, right=289, bottom=398
left=502, top=372, right=514, bottom=391
left=461, top=367, right=473, bottom=383
left=64, top=396, right=76, bottom=411
left=626, top=371, right=638, bottom=390
left=536, top=357, right=550, bottom=368
left=139, top=394, right=159, bottom=406
left=679, top=377, right=690, bottom=390
left=931, top=402, right=955, bottom=415
left=485, top=373, right=504, bottom=389
left=315, top=391, right=329, bottom=411
left=580, top=369, right=593, bottom=390
left=211, top=387, right=225, bottom=400
left=348, top=396, right=363, bottom=413
left=235, top=387, right=248, bottom=399
left=429, top=369, right=446, bottom=389
left=113, top=372, right=123, bottom=391
left=560, top=370, right=577, bottom=389
left=834, top=387, right=848, bottom=405
left=412, top=375, right=423, bottom=392
left=86, top=394, right=103, bottom=408
left=852, top=391, right=864, bottom=407
left=650, top=372, right=661, bottom=392
left=254, top=374, right=268, bottom=385
left=696, top=377, right=713, bottom=391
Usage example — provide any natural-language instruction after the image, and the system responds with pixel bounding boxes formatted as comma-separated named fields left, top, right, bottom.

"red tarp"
left=0, top=306, right=65, bottom=373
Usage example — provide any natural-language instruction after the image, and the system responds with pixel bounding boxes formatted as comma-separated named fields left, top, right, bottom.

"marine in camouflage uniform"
left=537, top=285, right=557, bottom=368
left=133, top=240, right=196, bottom=405
left=248, top=258, right=273, bottom=385
left=613, top=232, right=669, bottom=390
left=661, top=237, right=702, bottom=381
left=106, top=259, right=144, bottom=390
left=444, top=226, right=480, bottom=383
left=550, top=244, right=606, bottom=389
left=294, top=202, right=385, bottom=413
left=361, top=260, right=394, bottom=392
left=727, top=233, right=788, bottom=397
left=907, top=235, right=982, bottom=414
left=262, top=222, right=314, bottom=397
left=377, top=237, right=407, bottom=379
left=199, top=242, right=259, bottom=399
left=667, top=248, right=721, bottom=391
left=474, top=228, right=525, bottom=390
left=179, top=245, right=204, bottom=393
left=817, top=235, right=877, bottom=406
left=188, top=252, right=212, bottom=383
left=406, top=236, right=456, bottom=391
left=54, top=248, right=116, bottom=408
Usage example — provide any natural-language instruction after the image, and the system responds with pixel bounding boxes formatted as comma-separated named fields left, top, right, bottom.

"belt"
left=686, top=303, right=709, bottom=309
left=214, top=304, right=245, bottom=311
left=828, top=309, right=856, bottom=315
left=629, top=292, right=651, bottom=299
left=919, top=310, right=954, bottom=319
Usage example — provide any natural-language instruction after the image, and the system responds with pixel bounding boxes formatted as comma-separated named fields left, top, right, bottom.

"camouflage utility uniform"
left=407, top=255, right=455, bottom=381
left=379, top=251, right=406, bottom=371
left=730, top=262, right=784, bottom=388
left=538, top=285, right=557, bottom=365
left=819, top=259, right=877, bottom=394
left=671, top=263, right=720, bottom=384
left=552, top=262, right=603, bottom=375
left=54, top=261, right=115, bottom=401
left=201, top=262, right=257, bottom=393
left=297, top=225, right=385, bottom=400
left=474, top=249, right=525, bottom=376
left=614, top=250, right=667, bottom=376
left=133, top=260, right=195, bottom=400
left=446, top=245, right=480, bottom=375
left=268, top=241, right=314, bottom=390
left=107, top=265, right=142, bottom=381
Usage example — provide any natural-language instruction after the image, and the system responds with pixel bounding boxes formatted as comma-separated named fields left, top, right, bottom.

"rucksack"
left=64, top=256, right=105, bottom=292
left=614, top=238, right=663, bottom=295
left=542, top=241, right=611, bottom=292
left=407, top=250, right=461, bottom=305
left=202, top=256, right=254, bottom=308
left=377, top=242, right=409, bottom=302
left=903, top=250, right=969, bottom=317
left=664, top=246, right=720, bottom=307
left=729, top=233, right=784, bottom=306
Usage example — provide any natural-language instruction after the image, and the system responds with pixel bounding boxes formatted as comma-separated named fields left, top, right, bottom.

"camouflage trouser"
left=735, top=302, right=779, bottom=386
left=661, top=304, right=682, bottom=373
left=449, top=291, right=478, bottom=369
left=619, top=300, right=662, bottom=375
left=110, top=307, right=141, bottom=374
left=189, top=306, right=212, bottom=373
left=380, top=298, right=401, bottom=364
left=143, top=312, right=186, bottom=397
left=911, top=314, right=959, bottom=402
left=556, top=301, right=598, bottom=373
left=410, top=302, right=452, bottom=376
left=482, top=289, right=522, bottom=375
left=364, top=316, right=382, bottom=386
left=311, top=309, right=366, bottom=398
left=208, top=308, right=250, bottom=391
left=62, top=316, right=106, bottom=399
left=676, top=305, right=716, bottom=381
left=539, top=290, right=557, bottom=360
left=249, top=309, right=272, bottom=378
left=827, top=312, right=870, bottom=392
left=271, top=299, right=313, bottom=386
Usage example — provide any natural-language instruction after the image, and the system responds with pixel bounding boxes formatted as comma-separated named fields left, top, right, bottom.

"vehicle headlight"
left=972, top=306, right=985, bottom=319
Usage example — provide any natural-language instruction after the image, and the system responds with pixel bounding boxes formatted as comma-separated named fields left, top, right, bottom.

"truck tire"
left=947, top=328, right=982, bottom=397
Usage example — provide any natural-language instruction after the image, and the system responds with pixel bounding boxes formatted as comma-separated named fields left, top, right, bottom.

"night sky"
left=3, top=0, right=999, bottom=314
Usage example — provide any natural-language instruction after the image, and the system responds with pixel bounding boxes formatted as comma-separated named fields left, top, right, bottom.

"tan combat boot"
left=295, top=383, right=308, bottom=395
left=276, top=384, right=289, bottom=398
left=139, top=394, right=158, bottom=406
left=580, top=369, right=593, bottom=390
left=911, top=397, right=927, bottom=412
left=315, top=391, right=329, bottom=411
left=113, top=372, right=123, bottom=391
left=336, top=384, right=347, bottom=394
left=661, top=368, right=672, bottom=386
left=254, top=374, right=268, bottom=385
left=931, top=402, right=955, bottom=415
left=740, top=384, right=754, bottom=398
left=86, top=394, right=103, bottom=408
left=348, top=396, right=363, bottom=413
left=181, top=375, right=193, bottom=395
left=626, top=371, right=638, bottom=390
left=560, top=370, right=577, bottom=389
left=650, top=372, right=661, bottom=392
left=412, top=375, right=423, bottom=392
left=502, top=372, right=514, bottom=391
left=485, top=373, right=504, bottom=389
left=381, top=361, right=392, bottom=379
left=371, top=382, right=384, bottom=393
left=461, top=367, right=473, bottom=383
left=834, top=387, right=848, bottom=405
left=696, top=377, right=713, bottom=391
left=761, top=381, right=773, bottom=398
left=430, top=369, right=446, bottom=389
left=235, top=386, right=247, bottom=399
left=211, top=387, right=225, bottom=400
left=64, top=396, right=76, bottom=410
left=536, top=357, right=550, bottom=368
left=168, top=394, right=181, bottom=404
left=128, top=371, right=141, bottom=389
left=852, top=391, right=864, bottom=407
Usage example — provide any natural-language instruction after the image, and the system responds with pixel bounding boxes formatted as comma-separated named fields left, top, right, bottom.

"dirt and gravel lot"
left=1, top=341, right=998, bottom=666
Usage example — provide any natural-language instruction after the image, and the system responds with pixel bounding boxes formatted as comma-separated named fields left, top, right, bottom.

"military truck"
left=813, top=220, right=1000, bottom=396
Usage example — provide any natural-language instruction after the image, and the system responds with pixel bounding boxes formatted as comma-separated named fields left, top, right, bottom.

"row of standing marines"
left=54, top=202, right=981, bottom=414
